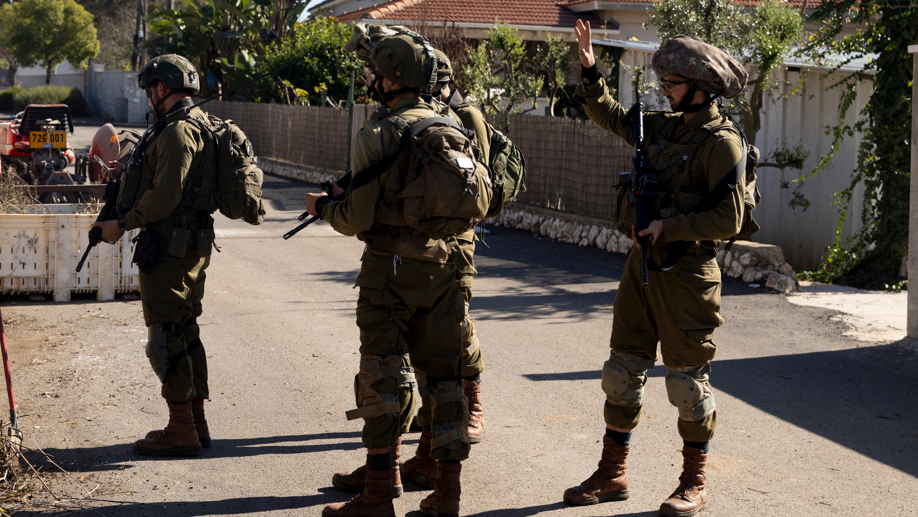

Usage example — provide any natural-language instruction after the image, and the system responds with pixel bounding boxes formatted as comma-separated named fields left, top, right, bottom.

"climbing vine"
left=801, top=0, right=916, bottom=290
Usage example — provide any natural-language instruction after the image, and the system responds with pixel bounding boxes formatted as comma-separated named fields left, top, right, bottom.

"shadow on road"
left=521, top=341, right=918, bottom=477
left=29, top=432, right=425, bottom=474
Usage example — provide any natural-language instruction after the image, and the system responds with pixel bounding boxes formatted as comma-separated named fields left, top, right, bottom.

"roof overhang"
left=348, top=19, right=621, bottom=35
left=566, top=1, right=655, bottom=12
left=593, top=39, right=877, bottom=74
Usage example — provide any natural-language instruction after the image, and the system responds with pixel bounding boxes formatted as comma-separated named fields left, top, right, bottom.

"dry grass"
left=0, top=170, right=40, bottom=215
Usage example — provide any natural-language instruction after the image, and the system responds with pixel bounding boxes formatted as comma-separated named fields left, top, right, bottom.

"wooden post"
left=909, top=44, right=918, bottom=338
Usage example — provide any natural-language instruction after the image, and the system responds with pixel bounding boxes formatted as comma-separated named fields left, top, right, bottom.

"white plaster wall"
left=89, top=71, right=147, bottom=123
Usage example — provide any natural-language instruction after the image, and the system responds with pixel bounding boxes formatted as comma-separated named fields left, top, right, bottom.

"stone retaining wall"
left=492, top=205, right=798, bottom=293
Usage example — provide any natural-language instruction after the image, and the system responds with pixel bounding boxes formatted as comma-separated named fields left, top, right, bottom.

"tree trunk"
left=45, top=64, right=53, bottom=85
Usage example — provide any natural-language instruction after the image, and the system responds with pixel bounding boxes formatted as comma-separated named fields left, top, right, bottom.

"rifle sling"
left=347, top=116, right=467, bottom=193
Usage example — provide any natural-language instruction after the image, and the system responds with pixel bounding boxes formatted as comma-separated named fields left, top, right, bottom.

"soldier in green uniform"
left=304, top=32, right=472, bottom=517
left=394, top=49, right=490, bottom=490
left=92, top=55, right=215, bottom=457
left=561, top=22, right=748, bottom=517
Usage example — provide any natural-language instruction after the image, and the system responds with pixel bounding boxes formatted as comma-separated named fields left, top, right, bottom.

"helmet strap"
left=151, top=87, right=181, bottom=120
left=676, top=82, right=715, bottom=114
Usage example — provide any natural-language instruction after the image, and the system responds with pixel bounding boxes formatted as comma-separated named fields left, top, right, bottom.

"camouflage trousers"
left=138, top=253, right=210, bottom=403
left=352, top=252, right=470, bottom=461
left=603, top=247, right=722, bottom=442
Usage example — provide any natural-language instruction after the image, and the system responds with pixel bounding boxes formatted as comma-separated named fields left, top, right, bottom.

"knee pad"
left=345, top=354, right=416, bottom=421
left=601, top=358, right=647, bottom=408
left=428, top=379, right=469, bottom=451
left=665, top=371, right=716, bottom=421
left=461, top=313, right=480, bottom=358
left=145, top=325, right=170, bottom=383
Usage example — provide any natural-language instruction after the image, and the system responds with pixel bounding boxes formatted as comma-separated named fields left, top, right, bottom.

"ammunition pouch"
left=132, top=230, right=162, bottom=274
left=149, top=214, right=216, bottom=259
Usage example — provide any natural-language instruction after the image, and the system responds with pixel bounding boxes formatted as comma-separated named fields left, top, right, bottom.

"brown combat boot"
left=563, top=435, right=630, bottom=505
left=419, top=461, right=460, bottom=517
left=659, top=446, right=708, bottom=517
left=465, top=380, right=485, bottom=444
left=323, top=462, right=395, bottom=517
left=332, top=439, right=403, bottom=498
left=191, top=397, right=211, bottom=448
left=400, top=427, right=438, bottom=489
left=133, top=401, right=202, bottom=457
left=144, top=397, right=211, bottom=448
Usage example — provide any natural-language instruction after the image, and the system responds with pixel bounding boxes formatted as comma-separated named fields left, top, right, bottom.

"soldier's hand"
left=92, top=220, right=124, bottom=243
left=330, top=180, right=345, bottom=197
left=575, top=20, right=596, bottom=68
left=106, top=160, right=125, bottom=176
left=304, top=192, right=327, bottom=217
left=633, top=221, right=663, bottom=249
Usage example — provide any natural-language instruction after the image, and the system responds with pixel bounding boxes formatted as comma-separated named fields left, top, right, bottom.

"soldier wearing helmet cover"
left=92, top=54, right=217, bottom=457
left=304, top=27, right=471, bottom=517
left=562, top=21, right=748, bottom=517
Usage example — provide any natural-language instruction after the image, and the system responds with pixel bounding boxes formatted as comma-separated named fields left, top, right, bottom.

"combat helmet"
left=346, top=23, right=438, bottom=95
left=137, top=54, right=200, bottom=93
left=651, top=35, right=747, bottom=112
left=434, top=49, right=453, bottom=83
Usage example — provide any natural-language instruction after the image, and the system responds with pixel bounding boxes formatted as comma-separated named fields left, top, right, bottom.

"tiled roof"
left=335, top=0, right=617, bottom=29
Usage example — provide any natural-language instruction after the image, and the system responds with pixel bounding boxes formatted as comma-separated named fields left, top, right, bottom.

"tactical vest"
left=117, top=106, right=217, bottom=258
left=614, top=115, right=741, bottom=245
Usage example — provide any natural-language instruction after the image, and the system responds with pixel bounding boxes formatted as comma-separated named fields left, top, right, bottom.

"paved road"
left=2, top=122, right=917, bottom=516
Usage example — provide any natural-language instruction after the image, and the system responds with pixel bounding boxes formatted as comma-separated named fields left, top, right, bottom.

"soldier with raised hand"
left=562, top=20, right=748, bottom=517
left=304, top=29, right=475, bottom=517
left=91, top=54, right=216, bottom=457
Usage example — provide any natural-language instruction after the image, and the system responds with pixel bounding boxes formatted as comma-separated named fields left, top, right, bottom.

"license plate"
left=29, top=131, right=66, bottom=149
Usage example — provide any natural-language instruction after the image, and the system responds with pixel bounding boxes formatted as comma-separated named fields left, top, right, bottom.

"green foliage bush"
left=244, top=16, right=365, bottom=105
left=0, top=85, right=87, bottom=115
left=0, top=85, right=23, bottom=112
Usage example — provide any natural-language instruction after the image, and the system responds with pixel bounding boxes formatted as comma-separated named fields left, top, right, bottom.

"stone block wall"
left=492, top=205, right=798, bottom=293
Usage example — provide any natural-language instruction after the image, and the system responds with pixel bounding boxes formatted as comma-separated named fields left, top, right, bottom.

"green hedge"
left=0, top=85, right=87, bottom=116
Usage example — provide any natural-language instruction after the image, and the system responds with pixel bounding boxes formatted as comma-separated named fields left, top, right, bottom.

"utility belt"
left=150, top=214, right=217, bottom=259
left=644, top=240, right=717, bottom=272
left=133, top=213, right=216, bottom=274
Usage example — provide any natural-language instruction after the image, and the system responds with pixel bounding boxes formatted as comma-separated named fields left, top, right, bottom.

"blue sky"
left=300, top=0, right=327, bottom=20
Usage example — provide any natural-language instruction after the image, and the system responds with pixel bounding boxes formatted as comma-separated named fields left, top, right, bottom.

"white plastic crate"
left=0, top=205, right=139, bottom=301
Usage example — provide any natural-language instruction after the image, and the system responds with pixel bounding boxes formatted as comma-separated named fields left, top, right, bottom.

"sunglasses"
left=659, top=79, right=692, bottom=91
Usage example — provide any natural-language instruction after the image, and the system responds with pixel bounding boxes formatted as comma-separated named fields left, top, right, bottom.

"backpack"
left=486, top=128, right=527, bottom=218
left=734, top=140, right=760, bottom=245
left=352, top=115, right=493, bottom=240
left=190, top=115, right=266, bottom=225
left=697, top=124, right=761, bottom=250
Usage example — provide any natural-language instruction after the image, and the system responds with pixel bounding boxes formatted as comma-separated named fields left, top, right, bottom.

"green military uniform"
left=576, top=74, right=744, bottom=441
left=320, top=97, right=470, bottom=462
left=121, top=97, right=213, bottom=404
left=411, top=92, right=491, bottom=434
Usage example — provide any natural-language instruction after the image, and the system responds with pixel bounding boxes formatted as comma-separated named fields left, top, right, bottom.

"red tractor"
left=0, top=104, right=84, bottom=202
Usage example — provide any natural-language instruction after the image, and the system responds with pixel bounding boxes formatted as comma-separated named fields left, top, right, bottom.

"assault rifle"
left=619, top=102, right=657, bottom=286
left=75, top=158, right=120, bottom=273
left=282, top=172, right=351, bottom=240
